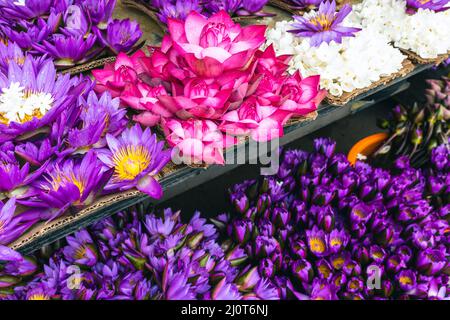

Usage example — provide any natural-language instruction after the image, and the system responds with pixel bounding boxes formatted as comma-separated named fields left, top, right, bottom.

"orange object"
left=347, top=133, right=389, bottom=166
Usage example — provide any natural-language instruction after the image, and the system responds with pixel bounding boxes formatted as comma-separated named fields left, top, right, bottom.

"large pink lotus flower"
left=278, top=71, right=326, bottom=114
left=92, top=51, right=145, bottom=97
left=166, top=10, right=266, bottom=77
left=158, top=77, right=234, bottom=120
left=162, top=118, right=237, bottom=165
left=120, top=81, right=172, bottom=126
left=219, top=96, right=290, bottom=142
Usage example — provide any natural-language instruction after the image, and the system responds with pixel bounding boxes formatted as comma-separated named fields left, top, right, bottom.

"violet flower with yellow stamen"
left=97, top=124, right=171, bottom=199
left=406, top=0, right=450, bottom=13
left=306, top=226, right=328, bottom=257
left=21, top=150, right=112, bottom=221
left=63, top=230, right=98, bottom=267
left=289, top=1, right=361, bottom=47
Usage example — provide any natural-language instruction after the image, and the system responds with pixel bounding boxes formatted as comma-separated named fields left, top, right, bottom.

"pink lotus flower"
left=254, top=44, right=291, bottom=77
left=219, top=96, right=290, bottom=142
left=120, top=81, right=172, bottom=126
left=166, top=10, right=266, bottom=77
left=92, top=51, right=145, bottom=97
left=162, top=118, right=237, bottom=165
left=279, top=71, right=326, bottom=114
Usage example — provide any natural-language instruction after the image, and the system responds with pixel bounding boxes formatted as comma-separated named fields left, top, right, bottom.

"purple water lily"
left=94, top=19, right=142, bottom=55
left=289, top=1, right=361, bottom=47
left=21, top=151, right=112, bottom=221
left=0, top=198, right=39, bottom=245
left=406, top=0, right=449, bottom=13
left=98, top=124, right=172, bottom=199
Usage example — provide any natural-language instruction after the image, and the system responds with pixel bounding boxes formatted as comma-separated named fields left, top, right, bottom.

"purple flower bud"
left=237, top=266, right=260, bottom=291
left=347, top=277, right=364, bottom=293
left=231, top=192, right=249, bottom=214
left=396, top=270, right=417, bottom=292
left=232, top=219, right=252, bottom=244
left=254, top=236, right=280, bottom=259
left=225, top=246, right=248, bottom=266
left=290, top=238, right=307, bottom=259
left=259, top=258, right=275, bottom=278
left=329, top=229, right=349, bottom=253
left=416, top=249, right=447, bottom=276
left=291, top=259, right=313, bottom=283
left=369, top=245, right=386, bottom=264
left=331, top=271, right=347, bottom=288
left=316, top=259, right=333, bottom=280
left=271, top=207, right=290, bottom=228
left=385, top=255, right=406, bottom=273
left=306, top=227, right=328, bottom=257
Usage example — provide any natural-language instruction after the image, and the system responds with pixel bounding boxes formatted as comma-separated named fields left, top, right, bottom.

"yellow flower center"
left=332, top=256, right=345, bottom=269
left=318, top=265, right=331, bottom=278
left=112, top=145, right=151, bottom=181
left=309, top=237, right=326, bottom=254
left=399, top=276, right=412, bottom=285
left=28, top=294, right=50, bottom=300
left=45, top=170, right=86, bottom=195
left=310, top=14, right=333, bottom=30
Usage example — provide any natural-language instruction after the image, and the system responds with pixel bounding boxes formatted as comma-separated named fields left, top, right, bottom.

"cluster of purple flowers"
left=2, top=209, right=246, bottom=300
left=146, top=0, right=270, bottom=24
left=0, top=0, right=142, bottom=68
left=216, top=138, right=449, bottom=299
left=0, top=47, right=171, bottom=246
left=1, top=138, right=448, bottom=300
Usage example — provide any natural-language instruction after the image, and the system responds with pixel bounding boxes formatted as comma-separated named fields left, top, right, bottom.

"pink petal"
left=133, top=112, right=160, bottom=127
left=184, top=11, right=208, bottom=45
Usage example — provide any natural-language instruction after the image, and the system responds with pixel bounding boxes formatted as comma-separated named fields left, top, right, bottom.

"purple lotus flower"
left=63, top=230, right=98, bottom=267
left=0, top=41, right=25, bottom=72
left=68, top=91, right=127, bottom=151
left=61, top=4, right=90, bottom=38
left=1, top=13, right=61, bottom=50
left=306, top=226, right=328, bottom=257
left=98, top=124, right=171, bottom=199
left=289, top=1, right=361, bottom=47
left=406, top=0, right=449, bottom=13
left=33, top=34, right=98, bottom=67
left=288, top=0, right=324, bottom=10
left=156, top=0, right=203, bottom=24
left=0, top=198, right=39, bottom=245
left=0, top=55, right=85, bottom=142
left=0, top=0, right=54, bottom=20
left=210, top=278, right=242, bottom=300
left=0, top=245, right=37, bottom=277
left=94, top=19, right=142, bottom=55
left=21, top=151, right=112, bottom=221
left=416, top=249, right=447, bottom=276
left=396, top=270, right=417, bottom=292
left=81, top=0, right=116, bottom=29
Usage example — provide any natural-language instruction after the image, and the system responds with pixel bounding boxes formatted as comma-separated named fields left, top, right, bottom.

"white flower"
left=352, top=0, right=450, bottom=59
left=264, top=14, right=406, bottom=97
left=0, top=82, right=53, bottom=124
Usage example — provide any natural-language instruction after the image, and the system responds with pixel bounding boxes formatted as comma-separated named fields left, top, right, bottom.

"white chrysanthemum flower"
left=264, top=13, right=406, bottom=97
left=0, top=82, right=54, bottom=124
left=352, top=0, right=450, bottom=59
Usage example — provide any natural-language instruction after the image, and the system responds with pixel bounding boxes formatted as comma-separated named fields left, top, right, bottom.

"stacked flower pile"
left=216, top=138, right=450, bottom=299
left=1, top=138, right=448, bottom=300
left=1, top=210, right=247, bottom=300
left=0, top=0, right=142, bottom=68
left=0, top=48, right=171, bottom=246
left=93, top=11, right=326, bottom=165
left=352, top=0, right=450, bottom=60
left=371, top=77, right=449, bottom=168
left=143, top=0, right=271, bottom=24
left=265, top=1, right=407, bottom=97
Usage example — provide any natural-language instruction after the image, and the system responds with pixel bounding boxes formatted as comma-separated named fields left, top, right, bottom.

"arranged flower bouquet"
left=0, top=0, right=143, bottom=71
left=352, top=0, right=450, bottom=63
left=0, top=48, right=171, bottom=247
left=122, top=0, right=273, bottom=29
left=1, top=137, right=448, bottom=300
left=93, top=11, right=326, bottom=165
left=265, top=1, right=411, bottom=104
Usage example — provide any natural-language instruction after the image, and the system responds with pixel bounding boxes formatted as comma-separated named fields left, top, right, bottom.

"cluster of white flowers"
left=0, top=82, right=54, bottom=124
left=352, top=0, right=450, bottom=59
left=265, top=16, right=406, bottom=97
